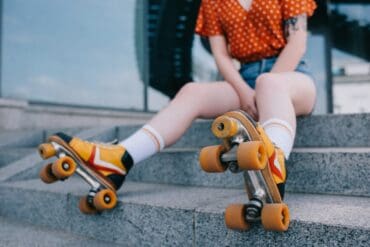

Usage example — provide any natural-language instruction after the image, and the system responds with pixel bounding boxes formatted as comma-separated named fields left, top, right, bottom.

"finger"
left=249, top=109, right=257, bottom=121
left=253, top=107, right=259, bottom=121
left=253, top=97, right=259, bottom=121
left=251, top=106, right=258, bottom=121
left=252, top=112, right=258, bottom=121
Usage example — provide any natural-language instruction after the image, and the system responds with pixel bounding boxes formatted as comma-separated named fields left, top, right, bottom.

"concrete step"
left=2, top=113, right=368, bottom=150
left=118, top=113, right=370, bottom=148
left=6, top=147, right=370, bottom=197
left=0, top=130, right=44, bottom=148
left=0, top=216, right=122, bottom=247
left=130, top=147, right=370, bottom=197
left=0, top=127, right=86, bottom=148
left=0, top=148, right=35, bottom=168
left=0, top=127, right=120, bottom=183
left=0, top=179, right=369, bottom=246
left=0, top=127, right=117, bottom=182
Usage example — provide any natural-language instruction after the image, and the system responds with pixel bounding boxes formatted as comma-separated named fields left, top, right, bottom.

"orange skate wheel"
left=38, top=143, right=56, bottom=159
left=199, top=145, right=227, bottom=173
left=237, top=141, right=267, bottom=170
left=261, top=203, right=290, bottom=231
left=39, top=163, right=58, bottom=184
left=51, top=156, right=77, bottom=179
left=224, top=204, right=250, bottom=231
left=93, top=189, right=117, bottom=211
left=211, top=116, right=239, bottom=139
left=79, top=196, right=98, bottom=214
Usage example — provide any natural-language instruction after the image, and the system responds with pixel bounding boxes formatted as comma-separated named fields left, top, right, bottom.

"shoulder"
left=200, top=0, right=222, bottom=9
left=279, top=0, right=317, bottom=19
left=199, top=0, right=224, bottom=18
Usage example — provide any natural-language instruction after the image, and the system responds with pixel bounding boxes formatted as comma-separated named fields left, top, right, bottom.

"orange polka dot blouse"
left=195, top=0, right=317, bottom=63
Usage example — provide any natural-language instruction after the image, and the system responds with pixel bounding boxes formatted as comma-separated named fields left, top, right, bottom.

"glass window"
left=306, top=34, right=329, bottom=114
left=330, top=4, right=370, bottom=114
left=2, top=0, right=144, bottom=110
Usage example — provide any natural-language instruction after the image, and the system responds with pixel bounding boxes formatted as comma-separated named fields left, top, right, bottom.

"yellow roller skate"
left=199, top=111, right=289, bottom=231
left=38, top=132, right=133, bottom=214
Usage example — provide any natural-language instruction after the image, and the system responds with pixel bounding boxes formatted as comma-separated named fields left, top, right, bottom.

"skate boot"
left=38, top=132, right=133, bottom=214
left=256, top=124, right=287, bottom=199
left=199, top=110, right=290, bottom=231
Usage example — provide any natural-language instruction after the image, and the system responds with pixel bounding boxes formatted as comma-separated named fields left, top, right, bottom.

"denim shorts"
left=239, top=57, right=314, bottom=89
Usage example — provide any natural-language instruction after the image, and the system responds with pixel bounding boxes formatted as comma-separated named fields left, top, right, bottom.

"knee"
left=175, top=82, right=206, bottom=101
left=255, top=73, right=288, bottom=94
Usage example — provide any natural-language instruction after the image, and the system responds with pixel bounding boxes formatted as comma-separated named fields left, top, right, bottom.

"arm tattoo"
left=284, top=14, right=307, bottom=39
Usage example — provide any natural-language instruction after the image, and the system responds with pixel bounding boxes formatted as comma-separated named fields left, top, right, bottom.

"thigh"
left=277, top=72, right=316, bottom=116
left=195, top=82, right=241, bottom=118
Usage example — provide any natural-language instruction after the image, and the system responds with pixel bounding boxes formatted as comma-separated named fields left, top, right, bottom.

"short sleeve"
left=195, top=0, right=223, bottom=37
left=280, top=0, right=317, bottom=20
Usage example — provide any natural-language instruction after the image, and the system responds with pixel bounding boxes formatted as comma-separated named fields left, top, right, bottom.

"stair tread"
left=4, top=147, right=370, bottom=196
left=118, top=113, right=370, bottom=148
left=1, top=178, right=369, bottom=230
left=0, top=130, right=43, bottom=148
left=0, top=148, right=36, bottom=163
left=165, top=147, right=370, bottom=153
left=292, top=147, right=370, bottom=153
left=0, top=216, right=121, bottom=247
left=129, top=148, right=370, bottom=196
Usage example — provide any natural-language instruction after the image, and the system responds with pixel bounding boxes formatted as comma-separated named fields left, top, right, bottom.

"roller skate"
left=38, top=133, right=133, bottom=214
left=199, top=111, right=290, bottom=231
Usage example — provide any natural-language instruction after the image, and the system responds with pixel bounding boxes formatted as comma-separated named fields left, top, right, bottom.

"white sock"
left=119, top=124, right=165, bottom=164
left=262, top=118, right=295, bottom=159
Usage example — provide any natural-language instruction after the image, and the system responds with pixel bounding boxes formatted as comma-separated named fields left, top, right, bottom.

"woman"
left=42, top=0, right=316, bottom=200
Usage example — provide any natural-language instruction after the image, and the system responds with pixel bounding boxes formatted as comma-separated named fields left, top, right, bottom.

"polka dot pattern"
left=195, top=0, right=317, bottom=62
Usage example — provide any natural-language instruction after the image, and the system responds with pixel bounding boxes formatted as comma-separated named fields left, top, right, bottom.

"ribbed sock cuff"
left=262, top=118, right=295, bottom=159
left=142, top=124, right=166, bottom=151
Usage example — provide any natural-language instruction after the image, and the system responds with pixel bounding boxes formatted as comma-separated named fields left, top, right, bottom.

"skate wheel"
left=199, top=145, right=227, bottom=173
left=261, top=203, right=290, bottom=231
left=52, top=156, right=77, bottom=179
left=79, top=196, right=98, bottom=214
left=237, top=141, right=267, bottom=170
left=39, top=163, right=58, bottom=184
left=93, top=189, right=117, bottom=211
left=211, top=116, right=239, bottom=139
left=224, top=204, right=250, bottom=231
left=38, top=143, right=56, bottom=159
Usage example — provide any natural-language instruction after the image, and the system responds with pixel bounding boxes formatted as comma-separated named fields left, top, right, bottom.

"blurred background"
left=1, top=0, right=369, bottom=114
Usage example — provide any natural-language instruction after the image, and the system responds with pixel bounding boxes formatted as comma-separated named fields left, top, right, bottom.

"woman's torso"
left=195, top=0, right=317, bottom=63
left=217, top=0, right=287, bottom=62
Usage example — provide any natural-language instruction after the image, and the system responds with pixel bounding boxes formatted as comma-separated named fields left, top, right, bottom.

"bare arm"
left=209, top=36, right=251, bottom=96
left=271, top=14, right=308, bottom=73
left=209, top=35, right=258, bottom=119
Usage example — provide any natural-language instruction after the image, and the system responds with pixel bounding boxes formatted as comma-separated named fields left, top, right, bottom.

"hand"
left=238, top=86, right=259, bottom=121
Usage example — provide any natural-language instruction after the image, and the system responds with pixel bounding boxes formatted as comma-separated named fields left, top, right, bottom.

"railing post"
left=0, top=0, right=3, bottom=98
left=142, top=0, right=149, bottom=112
left=136, top=0, right=149, bottom=112
left=325, top=0, right=334, bottom=113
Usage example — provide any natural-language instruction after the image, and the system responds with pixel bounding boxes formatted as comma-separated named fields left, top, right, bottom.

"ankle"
left=256, top=124, right=276, bottom=157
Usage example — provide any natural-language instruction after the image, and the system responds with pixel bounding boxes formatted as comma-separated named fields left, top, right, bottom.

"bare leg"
left=255, top=72, right=316, bottom=132
left=148, top=82, right=240, bottom=146
left=254, top=72, right=316, bottom=159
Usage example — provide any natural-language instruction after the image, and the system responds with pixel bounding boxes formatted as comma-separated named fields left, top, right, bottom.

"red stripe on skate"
left=86, top=145, right=124, bottom=175
left=269, top=151, right=283, bottom=180
left=89, top=163, right=123, bottom=175
left=88, top=145, right=96, bottom=164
